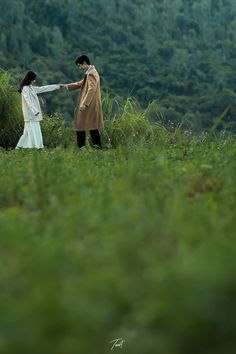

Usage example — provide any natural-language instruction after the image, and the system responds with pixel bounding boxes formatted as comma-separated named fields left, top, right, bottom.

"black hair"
left=74, top=55, right=90, bottom=65
left=18, top=71, right=37, bottom=93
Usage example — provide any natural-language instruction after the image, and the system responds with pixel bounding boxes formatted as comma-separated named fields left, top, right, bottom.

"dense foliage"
left=0, top=70, right=22, bottom=147
left=0, top=138, right=236, bottom=354
left=1, top=0, right=236, bottom=130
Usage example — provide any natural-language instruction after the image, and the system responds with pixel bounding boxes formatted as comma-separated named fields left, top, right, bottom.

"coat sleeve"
left=22, top=86, right=39, bottom=116
left=33, top=84, right=60, bottom=94
left=67, top=80, right=84, bottom=91
left=81, top=74, right=97, bottom=107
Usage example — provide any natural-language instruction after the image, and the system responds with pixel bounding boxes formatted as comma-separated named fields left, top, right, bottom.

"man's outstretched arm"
left=66, top=79, right=84, bottom=91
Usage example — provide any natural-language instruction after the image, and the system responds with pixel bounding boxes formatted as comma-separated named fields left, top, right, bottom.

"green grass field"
left=0, top=137, right=236, bottom=354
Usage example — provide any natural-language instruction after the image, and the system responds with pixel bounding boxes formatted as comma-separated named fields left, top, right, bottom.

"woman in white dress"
left=16, top=71, right=62, bottom=149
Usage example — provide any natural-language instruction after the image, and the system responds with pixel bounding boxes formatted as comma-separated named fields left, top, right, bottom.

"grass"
left=1, top=69, right=236, bottom=353
left=0, top=135, right=236, bottom=354
left=0, top=71, right=23, bottom=148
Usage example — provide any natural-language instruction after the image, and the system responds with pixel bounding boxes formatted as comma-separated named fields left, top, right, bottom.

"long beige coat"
left=67, top=67, right=104, bottom=131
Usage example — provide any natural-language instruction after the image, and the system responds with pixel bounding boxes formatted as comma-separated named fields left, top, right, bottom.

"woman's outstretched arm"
left=33, top=84, right=60, bottom=94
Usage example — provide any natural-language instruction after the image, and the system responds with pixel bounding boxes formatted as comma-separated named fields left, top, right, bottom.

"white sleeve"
left=22, top=86, right=39, bottom=116
left=33, top=84, right=60, bottom=94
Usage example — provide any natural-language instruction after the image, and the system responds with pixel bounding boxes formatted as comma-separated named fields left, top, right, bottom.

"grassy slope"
left=0, top=140, right=236, bottom=354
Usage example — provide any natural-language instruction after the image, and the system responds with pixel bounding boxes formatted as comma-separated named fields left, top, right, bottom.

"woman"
left=16, top=71, right=62, bottom=149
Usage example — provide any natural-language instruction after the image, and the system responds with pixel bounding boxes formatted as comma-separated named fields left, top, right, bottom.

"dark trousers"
left=76, top=130, right=101, bottom=149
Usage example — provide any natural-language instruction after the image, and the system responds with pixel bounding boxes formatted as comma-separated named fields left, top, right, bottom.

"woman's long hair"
left=18, top=71, right=37, bottom=93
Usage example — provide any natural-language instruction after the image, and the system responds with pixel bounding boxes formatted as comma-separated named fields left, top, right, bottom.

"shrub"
left=41, top=112, right=74, bottom=148
left=101, top=95, right=172, bottom=148
left=0, top=70, right=23, bottom=148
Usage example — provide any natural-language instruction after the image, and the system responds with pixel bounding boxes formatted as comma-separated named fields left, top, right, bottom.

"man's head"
left=75, top=55, right=90, bottom=70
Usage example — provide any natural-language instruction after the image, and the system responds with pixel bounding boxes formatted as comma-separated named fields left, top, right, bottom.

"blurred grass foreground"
left=0, top=71, right=236, bottom=354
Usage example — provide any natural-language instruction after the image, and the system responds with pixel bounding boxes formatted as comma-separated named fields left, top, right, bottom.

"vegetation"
left=1, top=2, right=236, bottom=353
left=1, top=0, right=236, bottom=131
left=1, top=71, right=236, bottom=354
left=0, top=71, right=172, bottom=149
left=41, top=113, right=73, bottom=148
left=0, top=71, right=22, bottom=148
left=0, top=135, right=236, bottom=354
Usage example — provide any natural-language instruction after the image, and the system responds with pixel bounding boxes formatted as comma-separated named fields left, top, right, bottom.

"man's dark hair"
left=75, top=55, right=90, bottom=65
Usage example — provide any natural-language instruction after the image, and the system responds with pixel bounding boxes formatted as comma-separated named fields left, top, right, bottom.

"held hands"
left=59, top=84, right=66, bottom=90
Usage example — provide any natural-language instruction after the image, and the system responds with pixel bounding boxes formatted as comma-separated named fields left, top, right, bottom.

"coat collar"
left=85, top=65, right=95, bottom=75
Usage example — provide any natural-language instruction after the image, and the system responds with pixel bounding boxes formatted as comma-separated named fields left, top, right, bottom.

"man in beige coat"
left=66, top=55, right=104, bottom=149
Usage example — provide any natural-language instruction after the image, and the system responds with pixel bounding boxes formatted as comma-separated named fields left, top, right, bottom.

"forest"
left=1, top=0, right=236, bottom=131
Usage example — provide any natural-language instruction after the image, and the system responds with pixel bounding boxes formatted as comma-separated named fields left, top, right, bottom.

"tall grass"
left=0, top=138, right=236, bottom=354
left=0, top=71, right=23, bottom=148
left=101, top=94, right=173, bottom=148
left=1, top=72, right=233, bottom=151
left=1, top=74, right=236, bottom=354
left=41, top=112, right=73, bottom=148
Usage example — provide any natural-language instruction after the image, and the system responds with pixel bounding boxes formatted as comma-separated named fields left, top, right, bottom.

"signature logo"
left=110, top=338, right=125, bottom=350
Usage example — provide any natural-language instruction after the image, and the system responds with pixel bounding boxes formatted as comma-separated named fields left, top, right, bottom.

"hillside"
left=1, top=0, right=236, bottom=130
left=1, top=2, right=236, bottom=352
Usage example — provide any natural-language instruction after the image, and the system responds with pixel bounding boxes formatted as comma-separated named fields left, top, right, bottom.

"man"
left=66, top=55, right=104, bottom=148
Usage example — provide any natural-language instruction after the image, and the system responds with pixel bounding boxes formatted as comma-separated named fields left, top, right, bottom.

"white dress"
left=16, top=84, right=60, bottom=149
